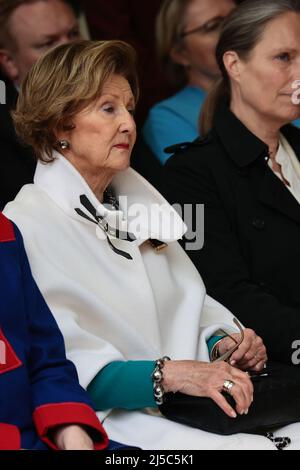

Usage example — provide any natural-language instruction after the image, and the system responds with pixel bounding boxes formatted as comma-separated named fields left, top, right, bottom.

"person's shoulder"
left=147, top=94, right=178, bottom=118
left=281, top=122, right=300, bottom=141
left=144, top=96, right=178, bottom=131
left=151, top=86, right=204, bottom=113
left=8, top=183, right=42, bottom=206
left=164, top=132, right=218, bottom=168
left=0, top=213, right=25, bottom=258
left=4, top=184, right=46, bottom=230
left=0, top=213, right=16, bottom=243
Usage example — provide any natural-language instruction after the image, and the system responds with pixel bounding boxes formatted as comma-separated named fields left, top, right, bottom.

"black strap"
left=75, top=194, right=135, bottom=261
left=265, top=432, right=291, bottom=450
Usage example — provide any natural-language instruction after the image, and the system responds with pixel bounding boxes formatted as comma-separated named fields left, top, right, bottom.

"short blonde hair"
left=13, top=40, right=139, bottom=162
left=156, top=0, right=193, bottom=88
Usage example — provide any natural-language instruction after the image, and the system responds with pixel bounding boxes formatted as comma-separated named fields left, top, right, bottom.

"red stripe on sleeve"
left=33, top=402, right=109, bottom=451
left=0, top=213, right=15, bottom=242
left=0, top=424, right=21, bottom=450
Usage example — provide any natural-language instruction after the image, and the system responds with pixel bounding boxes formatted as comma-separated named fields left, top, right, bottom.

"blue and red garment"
left=0, top=213, right=109, bottom=450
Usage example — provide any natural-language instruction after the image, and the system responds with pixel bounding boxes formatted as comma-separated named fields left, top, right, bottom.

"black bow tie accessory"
left=75, top=194, right=136, bottom=260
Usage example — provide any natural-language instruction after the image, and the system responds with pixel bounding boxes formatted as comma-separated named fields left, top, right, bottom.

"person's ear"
left=0, top=48, right=19, bottom=82
left=223, top=51, right=243, bottom=82
left=54, top=122, right=75, bottom=147
left=170, top=43, right=190, bottom=67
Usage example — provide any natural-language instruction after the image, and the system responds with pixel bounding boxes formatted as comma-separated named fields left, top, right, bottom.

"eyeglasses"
left=181, top=16, right=226, bottom=38
left=212, top=317, right=244, bottom=363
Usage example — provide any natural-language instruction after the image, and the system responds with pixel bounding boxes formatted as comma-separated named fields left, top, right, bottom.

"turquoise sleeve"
left=87, top=361, right=156, bottom=411
left=143, top=106, right=198, bottom=165
left=293, top=118, right=300, bottom=127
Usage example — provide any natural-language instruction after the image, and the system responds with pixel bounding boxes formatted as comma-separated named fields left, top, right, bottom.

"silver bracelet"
left=152, top=356, right=171, bottom=406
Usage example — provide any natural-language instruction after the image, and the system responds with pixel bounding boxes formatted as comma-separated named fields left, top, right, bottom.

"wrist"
left=160, top=359, right=188, bottom=394
left=160, top=360, right=174, bottom=394
left=209, top=335, right=229, bottom=362
left=210, top=338, right=224, bottom=361
left=53, top=425, right=68, bottom=450
left=53, top=425, right=94, bottom=451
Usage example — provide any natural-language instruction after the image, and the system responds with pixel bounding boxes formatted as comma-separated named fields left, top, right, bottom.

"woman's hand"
left=53, top=424, right=94, bottom=450
left=218, top=328, right=267, bottom=371
left=163, top=360, right=253, bottom=418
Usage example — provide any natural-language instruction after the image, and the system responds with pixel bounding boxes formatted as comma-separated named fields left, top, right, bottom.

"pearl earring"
left=58, top=140, right=70, bottom=150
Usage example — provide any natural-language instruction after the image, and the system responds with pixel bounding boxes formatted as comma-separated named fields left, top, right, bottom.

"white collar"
left=277, top=134, right=300, bottom=179
left=34, top=151, right=187, bottom=244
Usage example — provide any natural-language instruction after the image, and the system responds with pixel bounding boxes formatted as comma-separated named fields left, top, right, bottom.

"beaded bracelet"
left=152, top=356, right=171, bottom=406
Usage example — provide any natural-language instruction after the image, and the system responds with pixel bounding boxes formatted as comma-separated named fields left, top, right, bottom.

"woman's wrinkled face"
left=177, top=0, right=236, bottom=82
left=63, top=74, right=136, bottom=174
left=233, top=12, right=300, bottom=125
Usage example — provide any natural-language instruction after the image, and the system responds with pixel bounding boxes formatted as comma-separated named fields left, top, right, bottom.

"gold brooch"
left=148, top=239, right=168, bottom=252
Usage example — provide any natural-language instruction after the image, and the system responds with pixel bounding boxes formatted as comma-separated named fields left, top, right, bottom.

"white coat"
left=4, top=152, right=290, bottom=449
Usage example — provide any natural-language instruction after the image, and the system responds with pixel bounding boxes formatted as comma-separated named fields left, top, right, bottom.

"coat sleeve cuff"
left=0, top=424, right=21, bottom=450
left=33, top=403, right=109, bottom=450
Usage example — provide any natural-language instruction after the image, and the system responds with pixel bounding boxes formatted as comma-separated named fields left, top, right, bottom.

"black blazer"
left=0, top=77, right=36, bottom=210
left=131, top=134, right=164, bottom=195
left=165, top=100, right=300, bottom=365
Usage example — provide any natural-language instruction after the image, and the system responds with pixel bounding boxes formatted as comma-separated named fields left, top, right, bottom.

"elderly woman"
left=165, top=0, right=300, bottom=369
left=142, top=0, right=236, bottom=164
left=0, top=212, right=109, bottom=450
left=4, top=39, right=279, bottom=450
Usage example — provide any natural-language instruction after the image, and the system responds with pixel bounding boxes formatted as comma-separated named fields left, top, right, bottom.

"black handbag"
left=159, top=362, right=300, bottom=435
